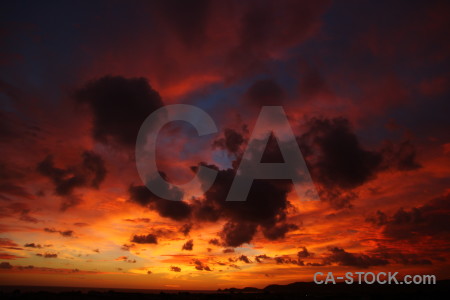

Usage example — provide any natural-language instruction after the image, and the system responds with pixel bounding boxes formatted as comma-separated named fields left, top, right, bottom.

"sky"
left=0, top=0, right=449, bottom=291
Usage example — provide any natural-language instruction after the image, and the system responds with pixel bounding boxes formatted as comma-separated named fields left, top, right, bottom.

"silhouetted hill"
left=1, top=280, right=449, bottom=299
left=221, top=279, right=450, bottom=298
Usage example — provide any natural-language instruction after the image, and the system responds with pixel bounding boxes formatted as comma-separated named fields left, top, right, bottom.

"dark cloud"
left=129, top=184, right=191, bottom=221
left=0, top=111, right=17, bottom=142
left=131, top=234, right=158, bottom=244
left=255, top=254, right=271, bottom=263
left=170, top=266, right=181, bottom=272
left=0, top=238, right=22, bottom=250
left=371, top=246, right=433, bottom=266
left=380, top=140, right=421, bottom=171
left=208, top=238, right=221, bottom=246
left=154, top=0, right=210, bottom=47
left=121, top=244, right=134, bottom=251
left=73, top=222, right=89, bottom=227
left=220, top=221, right=257, bottom=247
left=36, top=253, right=58, bottom=258
left=128, top=128, right=298, bottom=247
left=24, top=243, right=42, bottom=248
left=124, top=218, right=151, bottom=223
left=298, top=66, right=330, bottom=99
left=212, top=128, right=246, bottom=155
left=182, top=239, right=194, bottom=251
left=115, top=256, right=136, bottom=263
left=75, top=76, right=163, bottom=148
left=126, top=117, right=421, bottom=249
left=194, top=160, right=295, bottom=246
left=298, top=117, right=421, bottom=208
left=324, top=247, right=389, bottom=268
left=2, top=202, right=38, bottom=224
left=0, top=252, right=25, bottom=260
left=44, top=228, right=74, bottom=237
left=193, top=259, right=212, bottom=271
left=238, top=255, right=251, bottom=264
left=191, top=128, right=299, bottom=247
left=179, top=223, right=192, bottom=236
left=366, top=210, right=388, bottom=226
left=17, top=265, right=34, bottom=270
left=223, top=248, right=235, bottom=253
left=37, top=151, right=106, bottom=210
left=262, top=223, right=298, bottom=240
left=244, top=79, right=285, bottom=106
left=0, top=163, right=31, bottom=201
left=0, top=262, right=13, bottom=269
left=376, top=194, right=450, bottom=240
left=274, top=256, right=299, bottom=265
left=298, top=117, right=382, bottom=190
left=226, top=1, right=329, bottom=79
left=297, top=247, right=311, bottom=258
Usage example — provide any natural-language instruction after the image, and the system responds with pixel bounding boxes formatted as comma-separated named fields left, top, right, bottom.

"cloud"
left=297, top=247, right=311, bottom=258
left=212, top=128, right=246, bottom=155
left=379, top=140, right=421, bottom=171
left=123, top=218, right=151, bottom=223
left=129, top=184, right=191, bottom=221
left=75, top=76, right=163, bottom=148
left=73, top=222, right=89, bottom=227
left=298, top=65, right=330, bottom=100
left=131, top=234, right=158, bottom=244
left=262, top=223, right=299, bottom=241
left=0, top=262, right=13, bottom=269
left=181, top=239, right=194, bottom=251
left=244, top=79, right=285, bottom=106
left=129, top=122, right=309, bottom=247
left=37, top=151, right=106, bottom=210
left=130, top=115, right=421, bottom=248
left=226, top=0, right=330, bottom=79
left=324, top=247, right=389, bottom=268
left=205, top=174, right=294, bottom=246
left=208, top=239, right=221, bottom=246
left=223, top=248, right=235, bottom=254
left=220, top=221, right=257, bottom=247
left=44, top=228, right=74, bottom=237
left=2, top=264, right=101, bottom=275
left=298, top=117, right=421, bottom=208
left=255, top=254, right=271, bottom=263
left=0, top=163, right=33, bottom=201
left=370, top=246, right=434, bottom=266
left=0, top=252, right=25, bottom=260
left=115, top=256, right=136, bottom=263
left=121, top=244, right=135, bottom=251
left=24, top=243, right=42, bottom=248
left=373, top=194, right=450, bottom=240
left=179, top=223, right=192, bottom=236
left=153, top=0, right=211, bottom=47
left=36, top=253, right=58, bottom=258
left=238, top=255, right=251, bottom=264
left=0, top=238, right=22, bottom=250
left=2, top=202, right=38, bottom=224
left=298, top=117, right=382, bottom=190
left=366, top=210, right=388, bottom=226
left=170, top=266, right=181, bottom=272
left=274, top=256, right=300, bottom=265
left=193, top=259, right=212, bottom=271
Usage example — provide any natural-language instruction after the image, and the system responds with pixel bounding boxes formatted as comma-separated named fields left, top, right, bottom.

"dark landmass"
left=1, top=280, right=449, bottom=299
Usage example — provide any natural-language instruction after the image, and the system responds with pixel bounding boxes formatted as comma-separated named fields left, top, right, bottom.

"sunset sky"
left=1, top=0, right=449, bottom=290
